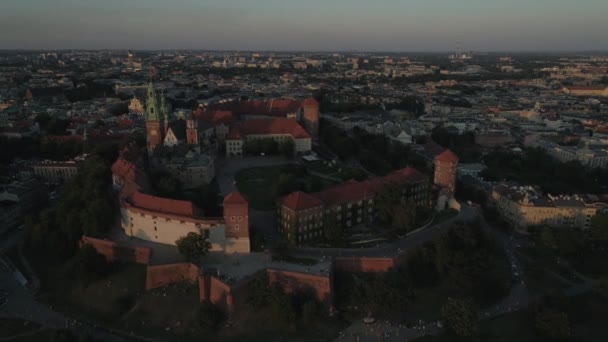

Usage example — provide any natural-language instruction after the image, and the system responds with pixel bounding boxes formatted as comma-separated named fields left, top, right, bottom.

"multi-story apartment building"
left=277, top=167, right=430, bottom=244
left=492, top=184, right=601, bottom=230
left=33, top=155, right=86, bottom=184
left=534, top=140, right=608, bottom=169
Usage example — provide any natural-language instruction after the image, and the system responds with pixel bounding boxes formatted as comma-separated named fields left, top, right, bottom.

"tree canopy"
left=176, top=229, right=212, bottom=262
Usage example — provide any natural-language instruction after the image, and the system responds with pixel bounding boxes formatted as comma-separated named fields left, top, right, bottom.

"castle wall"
left=145, top=263, right=200, bottom=290
left=121, top=206, right=226, bottom=251
left=79, top=236, right=152, bottom=264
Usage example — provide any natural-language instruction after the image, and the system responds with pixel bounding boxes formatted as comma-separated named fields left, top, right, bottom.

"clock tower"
left=145, top=83, right=163, bottom=153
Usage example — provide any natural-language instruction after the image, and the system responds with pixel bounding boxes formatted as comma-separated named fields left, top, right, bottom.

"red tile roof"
left=435, top=149, right=459, bottom=164
left=111, top=158, right=137, bottom=183
left=209, top=99, right=301, bottom=117
left=313, top=167, right=427, bottom=207
left=129, top=191, right=195, bottom=217
left=201, top=110, right=233, bottom=125
left=277, top=167, right=428, bottom=211
left=302, top=97, right=319, bottom=107
left=223, top=191, right=248, bottom=206
left=279, top=191, right=324, bottom=210
left=563, top=86, right=607, bottom=91
left=235, top=118, right=311, bottom=139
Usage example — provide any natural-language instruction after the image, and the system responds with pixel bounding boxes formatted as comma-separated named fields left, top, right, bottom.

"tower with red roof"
left=223, top=191, right=250, bottom=253
left=434, top=149, right=459, bottom=197
left=145, top=83, right=163, bottom=153
left=302, top=97, right=320, bottom=141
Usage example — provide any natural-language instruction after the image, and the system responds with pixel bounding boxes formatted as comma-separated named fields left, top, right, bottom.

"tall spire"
left=145, top=82, right=159, bottom=122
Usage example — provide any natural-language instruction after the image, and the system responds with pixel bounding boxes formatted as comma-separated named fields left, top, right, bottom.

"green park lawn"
left=235, top=164, right=338, bottom=210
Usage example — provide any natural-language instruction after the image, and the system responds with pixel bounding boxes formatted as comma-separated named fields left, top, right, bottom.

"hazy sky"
left=1, top=0, right=607, bottom=51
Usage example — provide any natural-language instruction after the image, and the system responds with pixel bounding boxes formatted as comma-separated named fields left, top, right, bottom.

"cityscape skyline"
left=1, top=0, right=607, bottom=51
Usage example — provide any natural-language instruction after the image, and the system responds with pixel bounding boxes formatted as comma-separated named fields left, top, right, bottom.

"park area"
left=235, top=164, right=339, bottom=210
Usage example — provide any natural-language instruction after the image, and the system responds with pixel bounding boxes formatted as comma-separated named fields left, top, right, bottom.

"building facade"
left=112, top=145, right=250, bottom=254
left=33, top=155, right=86, bottom=184
left=278, top=167, right=430, bottom=244
left=492, top=184, right=599, bottom=230
left=433, top=149, right=459, bottom=197
left=225, top=118, right=312, bottom=156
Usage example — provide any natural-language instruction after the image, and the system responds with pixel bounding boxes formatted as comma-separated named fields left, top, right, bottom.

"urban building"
left=112, top=145, right=250, bottom=254
left=225, top=118, right=312, bottom=156
left=492, top=184, right=600, bottom=230
left=278, top=167, right=430, bottom=244
left=33, top=155, right=87, bottom=184
left=434, top=149, right=459, bottom=197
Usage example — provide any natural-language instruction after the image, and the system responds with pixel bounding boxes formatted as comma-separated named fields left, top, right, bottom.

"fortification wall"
left=145, top=263, right=199, bottom=290
left=79, top=236, right=152, bottom=264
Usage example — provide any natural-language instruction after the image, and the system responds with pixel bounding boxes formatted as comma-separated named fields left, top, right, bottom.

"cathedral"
left=145, top=83, right=216, bottom=189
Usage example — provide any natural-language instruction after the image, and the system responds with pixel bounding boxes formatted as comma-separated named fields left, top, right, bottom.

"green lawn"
left=235, top=164, right=338, bottom=210
left=305, top=160, right=365, bottom=181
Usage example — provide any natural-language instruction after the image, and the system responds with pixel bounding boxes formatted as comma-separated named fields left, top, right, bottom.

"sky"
left=1, top=0, right=607, bottom=51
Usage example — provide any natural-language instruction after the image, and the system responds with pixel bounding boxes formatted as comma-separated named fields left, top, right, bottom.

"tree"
left=441, top=297, right=478, bottom=337
left=271, top=239, right=289, bottom=260
left=590, top=213, right=608, bottom=242
left=374, top=185, right=417, bottom=233
left=198, top=300, right=224, bottom=331
left=323, top=214, right=342, bottom=245
left=534, top=307, right=570, bottom=340
left=63, top=244, right=109, bottom=287
left=176, top=229, right=211, bottom=262
left=153, top=171, right=182, bottom=198
left=595, top=277, right=608, bottom=301
left=279, top=139, right=295, bottom=158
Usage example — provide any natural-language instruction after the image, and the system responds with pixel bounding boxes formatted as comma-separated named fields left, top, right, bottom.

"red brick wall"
left=145, top=263, right=199, bottom=290
left=333, top=257, right=397, bottom=273
left=266, top=269, right=332, bottom=304
left=208, top=276, right=234, bottom=313
left=79, top=236, right=152, bottom=264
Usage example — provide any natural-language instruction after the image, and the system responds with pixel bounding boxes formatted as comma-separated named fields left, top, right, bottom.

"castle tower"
left=434, top=149, right=459, bottom=197
left=145, top=83, right=162, bottom=153
left=160, top=93, right=171, bottom=135
left=302, top=97, right=320, bottom=141
left=186, top=114, right=199, bottom=146
left=223, top=191, right=250, bottom=254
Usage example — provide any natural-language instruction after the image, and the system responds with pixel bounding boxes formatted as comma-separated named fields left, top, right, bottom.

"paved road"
left=335, top=212, right=598, bottom=342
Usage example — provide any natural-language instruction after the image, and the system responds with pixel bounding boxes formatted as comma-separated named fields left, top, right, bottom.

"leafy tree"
left=279, top=139, right=295, bottom=158
left=590, top=213, right=608, bottom=242
left=176, top=229, right=211, bottom=262
left=323, top=213, right=342, bottom=244
left=375, top=185, right=417, bottom=233
left=271, top=239, right=289, bottom=261
left=441, top=297, right=478, bottom=337
left=534, top=307, right=570, bottom=340
left=595, top=277, right=608, bottom=301
left=63, top=244, right=109, bottom=287
left=153, top=171, right=182, bottom=198
left=198, top=300, right=224, bottom=331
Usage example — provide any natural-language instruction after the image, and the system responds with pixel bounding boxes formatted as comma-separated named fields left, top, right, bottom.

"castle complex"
left=277, top=167, right=431, bottom=244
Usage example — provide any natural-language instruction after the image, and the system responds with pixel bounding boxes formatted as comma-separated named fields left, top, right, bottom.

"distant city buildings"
left=492, top=184, right=603, bottom=231
left=32, top=154, right=87, bottom=184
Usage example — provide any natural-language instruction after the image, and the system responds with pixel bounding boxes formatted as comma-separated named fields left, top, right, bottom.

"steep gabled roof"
left=279, top=191, right=324, bottom=210
left=223, top=191, right=248, bottom=206
left=435, top=149, right=459, bottom=164
left=238, top=118, right=311, bottom=139
left=129, top=191, right=195, bottom=217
